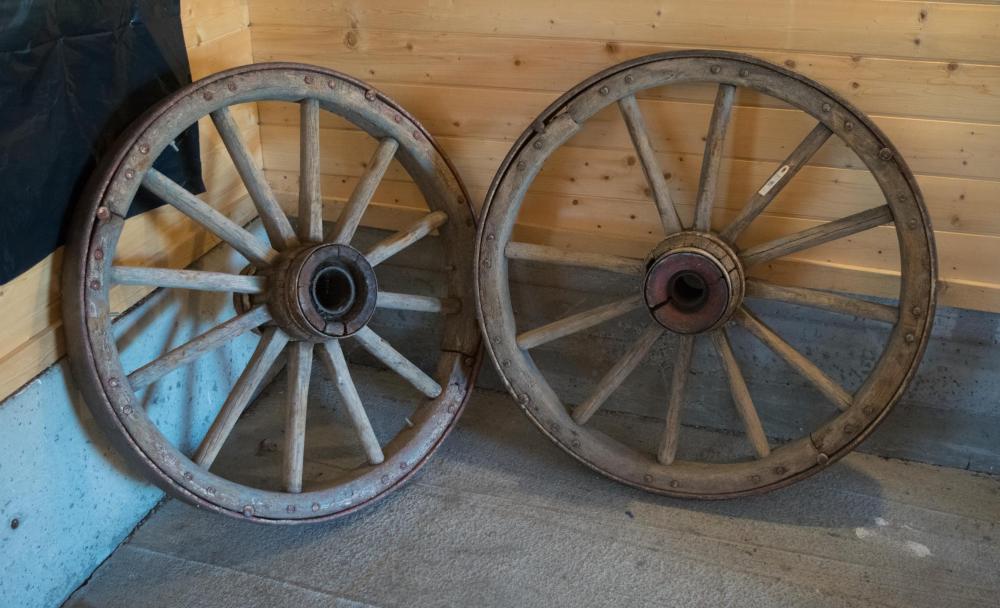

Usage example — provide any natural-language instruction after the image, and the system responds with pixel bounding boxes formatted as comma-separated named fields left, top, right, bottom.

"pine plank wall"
left=1, top=0, right=998, bottom=403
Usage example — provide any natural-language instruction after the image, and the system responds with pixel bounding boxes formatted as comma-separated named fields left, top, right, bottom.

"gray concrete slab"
left=65, top=365, right=1000, bottom=608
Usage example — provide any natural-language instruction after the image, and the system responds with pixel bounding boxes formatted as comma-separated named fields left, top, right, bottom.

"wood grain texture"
left=248, top=9, right=999, bottom=317
left=250, top=0, right=1000, bottom=64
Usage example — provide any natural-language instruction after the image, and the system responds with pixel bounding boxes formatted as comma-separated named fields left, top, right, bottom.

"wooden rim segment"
left=475, top=50, right=935, bottom=498
left=62, top=63, right=481, bottom=522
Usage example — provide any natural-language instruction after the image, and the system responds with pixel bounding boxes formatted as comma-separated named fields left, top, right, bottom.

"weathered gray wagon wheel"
left=477, top=50, right=935, bottom=498
left=63, top=63, right=480, bottom=522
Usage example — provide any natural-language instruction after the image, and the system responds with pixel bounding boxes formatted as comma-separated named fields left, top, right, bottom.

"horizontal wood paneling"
left=252, top=0, right=1000, bottom=314
left=0, top=0, right=259, bottom=403
left=251, top=26, right=1000, bottom=124
left=249, top=0, right=1000, bottom=64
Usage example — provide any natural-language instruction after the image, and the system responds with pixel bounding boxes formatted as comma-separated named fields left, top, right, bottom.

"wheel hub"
left=643, top=232, right=744, bottom=334
left=269, top=243, right=378, bottom=340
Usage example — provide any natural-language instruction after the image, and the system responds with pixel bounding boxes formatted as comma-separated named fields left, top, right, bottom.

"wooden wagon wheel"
left=62, top=63, right=481, bottom=522
left=476, top=50, right=935, bottom=498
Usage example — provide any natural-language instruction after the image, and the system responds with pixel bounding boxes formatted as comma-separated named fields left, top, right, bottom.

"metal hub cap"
left=643, top=232, right=743, bottom=334
left=270, top=243, right=378, bottom=340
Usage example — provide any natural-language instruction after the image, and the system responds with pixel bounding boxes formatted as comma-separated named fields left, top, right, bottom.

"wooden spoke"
left=517, top=295, right=644, bottom=350
left=317, top=340, right=384, bottom=464
left=572, top=324, right=664, bottom=425
left=735, top=308, right=852, bottom=411
left=745, top=279, right=898, bottom=324
left=128, top=305, right=271, bottom=390
left=711, top=329, right=770, bottom=458
left=142, top=168, right=277, bottom=267
left=298, top=99, right=323, bottom=242
left=740, top=205, right=893, bottom=268
left=194, top=328, right=290, bottom=468
left=330, top=138, right=399, bottom=245
left=211, top=107, right=296, bottom=250
left=283, top=341, right=313, bottom=493
left=658, top=335, right=694, bottom=465
left=720, top=123, right=833, bottom=242
left=352, top=326, right=442, bottom=398
left=693, top=84, right=736, bottom=231
left=377, top=291, right=461, bottom=314
left=617, top=95, right=683, bottom=234
left=505, top=242, right=644, bottom=276
left=364, top=210, right=447, bottom=267
left=110, top=266, right=265, bottom=294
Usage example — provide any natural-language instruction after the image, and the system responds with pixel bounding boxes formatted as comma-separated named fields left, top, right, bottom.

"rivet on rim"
left=381, top=475, right=390, bottom=484
left=183, top=471, right=194, bottom=480
left=393, top=114, right=402, bottom=123
left=287, top=505, right=296, bottom=513
left=517, top=393, right=530, bottom=404
left=669, top=480, right=680, bottom=488
left=304, top=75, right=314, bottom=84
left=516, top=160, right=527, bottom=170
left=124, top=169, right=135, bottom=180
left=311, top=502, right=320, bottom=512
left=203, top=91, right=213, bottom=101
left=907, top=217, right=918, bottom=229
left=710, top=65, right=721, bottom=74
left=624, top=75, right=634, bottom=84
left=821, top=102, right=832, bottom=112
left=905, top=333, right=915, bottom=343
left=96, top=206, right=110, bottom=221
left=599, top=86, right=610, bottom=95
left=878, top=147, right=893, bottom=161
left=227, top=81, right=238, bottom=91
left=94, top=249, right=104, bottom=261
left=739, top=68, right=750, bottom=77
left=643, top=474, right=653, bottom=483
left=773, top=466, right=787, bottom=475
left=532, top=139, right=544, bottom=149
left=108, top=377, right=119, bottom=387
left=121, top=405, right=133, bottom=416
left=844, top=120, right=854, bottom=131
left=138, top=143, right=150, bottom=154
left=242, top=505, right=254, bottom=517
left=89, top=279, right=100, bottom=290
left=365, top=89, right=377, bottom=101
left=328, top=79, right=337, bottom=89
left=817, top=453, right=830, bottom=465
left=911, top=306, right=922, bottom=317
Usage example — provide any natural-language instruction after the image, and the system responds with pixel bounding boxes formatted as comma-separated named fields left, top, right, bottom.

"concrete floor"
left=65, top=366, right=1000, bottom=608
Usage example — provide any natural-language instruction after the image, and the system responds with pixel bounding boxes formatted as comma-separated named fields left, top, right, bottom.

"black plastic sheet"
left=0, top=0, right=203, bottom=284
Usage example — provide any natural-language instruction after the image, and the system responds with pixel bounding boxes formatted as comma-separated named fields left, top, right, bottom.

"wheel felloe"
left=66, top=63, right=481, bottom=522
left=476, top=50, right=935, bottom=499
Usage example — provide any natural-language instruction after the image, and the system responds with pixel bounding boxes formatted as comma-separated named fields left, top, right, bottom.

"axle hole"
left=312, top=265, right=356, bottom=317
left=669, top=271, right=708, bottom=312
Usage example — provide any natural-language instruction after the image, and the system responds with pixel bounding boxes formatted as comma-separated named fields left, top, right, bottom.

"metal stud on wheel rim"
left=476, top=51, right=935, bottom=498
left=63, top=63, right=481, bottom=522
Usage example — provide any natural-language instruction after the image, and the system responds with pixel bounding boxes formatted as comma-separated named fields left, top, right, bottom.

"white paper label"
left=758, top=164, right=790, bottom=196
